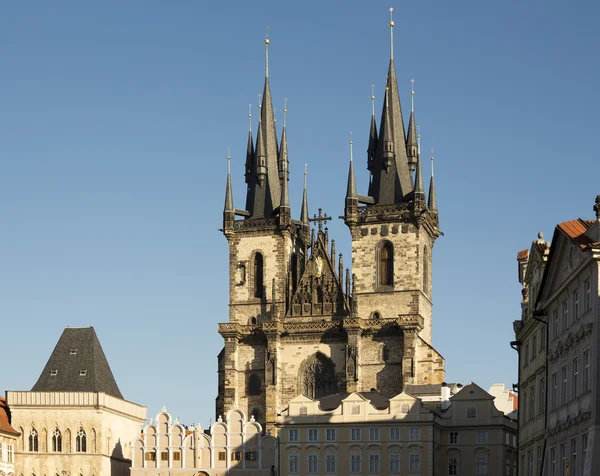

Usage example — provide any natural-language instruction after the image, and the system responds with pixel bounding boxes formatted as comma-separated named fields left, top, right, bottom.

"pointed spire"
left=278, top=98, right=289, bottom=181
left=300, top=163, right=309, bottom=228
left=225, top=148, right=234, bottom=212
left=389, top=8, right=394, bottom=61
left=265, top=27, right=270, bottom=78
left=346, top=133, right=357, bottom=200
left=367, top=85, right=378, bottom=175
left=428, top=150, right=438, bottom=213
left=414, top=129, right=425, bottom=209
left=245, top=104, right=254, bottom=183
left=406, top=80, right=418, bottom=173
left=381, top=84, right=394, bottom=174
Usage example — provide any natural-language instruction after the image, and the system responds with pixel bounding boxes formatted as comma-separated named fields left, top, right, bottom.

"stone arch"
left=298, top=352, right=338, bottom=399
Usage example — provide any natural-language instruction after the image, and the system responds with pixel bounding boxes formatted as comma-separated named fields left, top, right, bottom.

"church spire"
left=244, top=104, right=254, bottom=183
left=244, top=29, right=281, bottom=218
left=278, top=98, right=289, bottom=181
left=428, top=151, right=438, bottom=213
left=223, top=149, right=235, bottom=234
left=413, top=127, right=426, bottom=211
left=278, top=117, right=290, bottom=226
left=406, top=79, right=418, bottom=173
left=344, top=133, right=359, bottom=227
left=367, top=85, right=378, bottom=179
left=300, top=164, right=309, bottom=229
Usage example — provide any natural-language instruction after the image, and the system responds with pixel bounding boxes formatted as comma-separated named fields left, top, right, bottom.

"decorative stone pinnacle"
left=594, top=195, right=600, bottom=220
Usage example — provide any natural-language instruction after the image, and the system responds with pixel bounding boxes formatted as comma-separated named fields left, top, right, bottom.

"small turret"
left=223, top=150, right=235, bottom=235
left=413, top=127, right=426, bottom=212
left=428, top=153, right=438, bottom=213
left=300, top=164, right=310, bottom=239
left=406, top=80, right=418, bottom=173
left=278, top=142, right=290, bottom=226
left=244, top=105, right=254, bottom=183
left=344, top=134, right=359, bottom=227
left=367, top=85, right=378, bottom=175
left=278, top=99, right=290, bottom=182
left=381, top=85, right=394, bottom=174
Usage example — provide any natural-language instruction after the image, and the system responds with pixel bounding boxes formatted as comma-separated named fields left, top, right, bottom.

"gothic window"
left=253, top=253, right=264, bottom=298
left=291, top=253, right=298, bottom=292
left=76, top=428, right=87, bottom=453
left=248, top=374, right=261, bottom=395
left=52, top=428, right=62, bottom=452
left=300, top=353, right=338, bottom=399
left=423, top=246, right=429, bottom=293
left=378, top=242, right=393, bottom=287
left=29, top=428, right=38, bottom=452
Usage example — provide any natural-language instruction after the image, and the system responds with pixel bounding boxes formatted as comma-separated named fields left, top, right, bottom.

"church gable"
left=288, top=231, right=348, bottom=318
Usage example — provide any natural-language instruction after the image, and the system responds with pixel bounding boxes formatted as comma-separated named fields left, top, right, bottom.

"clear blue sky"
left=2, top=1, right=600, bottom=427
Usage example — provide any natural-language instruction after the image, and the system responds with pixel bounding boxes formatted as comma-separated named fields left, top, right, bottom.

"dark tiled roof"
left=318, top=391, right=390, bottom=411
left=0, top=397, right=19, bottom=435
left=404, top=384, right=442, bottom=396
left=31, top=327, right=123, bottom=399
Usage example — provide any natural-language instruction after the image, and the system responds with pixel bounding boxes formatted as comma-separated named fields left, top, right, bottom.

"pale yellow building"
left=131, top=407, right=277, bottom=475
left=6, top=327, right=147, bottom=476
left=277, top=382, right=517, bottom=476
left=0, top=396, right=18, bottom=476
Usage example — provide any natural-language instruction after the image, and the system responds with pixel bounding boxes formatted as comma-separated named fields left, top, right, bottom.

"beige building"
left=514, top=233, right=550, bottom=475
left=219, top=9, right=443, bottom=433
left=277, top=382, right=517, bottom=476
left=131, top=407, right=277, bottom=475
left=0, top=396, right=18, bottom=476
left=6, top=327, right=147, bottom=476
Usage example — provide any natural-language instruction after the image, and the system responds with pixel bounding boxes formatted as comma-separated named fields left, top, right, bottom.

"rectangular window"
left=532, top=335, right=537, bottom=358
left=326, top=428, right=336, bottom=442
left=389, top=427, right=400, bottom=441
left=351, top=428, right=361, bottom=441
left=467, top=407, right=477, bottom=418
left=530, top=384, right=536, bottom=420
left=562, top=365, right=568, bottom=404
left=528, top=450, right=533, bottom=476
left=145, top=452, right=156, bottom=461
left=537, top=446, right=543, bottom=474
left=449, top=456, right=459, bottom=475
left=173, top=452, right=181, bottom=461
left=389, top=453, right=401, bottom=473
left=245, top=451, right=257, bottom=461
left=583, top=349, right=590, bottom=391
left=369, top=453, right=381, bottom=473
left=476, top=455, right=488, bottom=475
left=369, top=428, right=380, bottom=441
left=574, top=290, right=580, bottom=320
left=523, top=390, right=527, bottom=420
left=351, top=404, right=361, bottom=415
left=582, top=434, right=588, bottom=472
left=584, top=278, right=591, bottom=311
left=308, top=428, right=318, bottom=442
left=573, top=357, right=579, bottom=398
left=505, top=458, right=510, bottom=476
left=513, top=435, right=517, bottom=448
left=562, top=301, right=568, bottom=331
left=409, top=427, right=421, bottom=441
left=506, top=433, right=510, bottom=445
left=553, top=310, right=559, bottom=339
left=160, top=451, right=169, bottom=461
left=552, top=372, right=558, bottom=409
left=477, top=431, right=488, bottom=444
left=289, top=429, right=299, bottom=442
left=308, top=454, right=319, bottom=473
left=289, top=454, right=299, bottom=473
left=450, top=431, right=459, bottom=444
left=524, top=343, right=530, bottom=366
left=540, top=377, right=546, bottom=413
left=409, top=453, right=421, bottom=473
left=7, top=444, right=13, bottom=463
left=571, top=439, right=577, bottom=476
left=540, top=326, right=547, bottom=350
left=326, top=454, right=336, bottom=473
left=550, top=447, right=556, bottom=476
left=350, top=454, right=362, bottom=473
left=560, top=443, right=566, bottom=476
left=231, top=451, right=241, bottom=461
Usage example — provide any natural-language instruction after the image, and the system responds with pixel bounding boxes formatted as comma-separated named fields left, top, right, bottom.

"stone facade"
left=277, top=382, right=517, bottom=476
left=131, top=407, right=277, bottom=475
left=7, top=391, right=146, bottom=476
left=0, top=397, right=18, bottom=476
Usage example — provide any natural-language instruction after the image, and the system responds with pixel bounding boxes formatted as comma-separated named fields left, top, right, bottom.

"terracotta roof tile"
left=0, top=396, right=19, bottom=436
left=517, top=249, right=528, bottom=260
left=558, top=219, right=596, bottom=249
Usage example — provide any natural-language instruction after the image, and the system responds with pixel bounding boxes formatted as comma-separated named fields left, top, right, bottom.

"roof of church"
left=31, top=327, right=124, bottom=399
left=318, top=391, right=390, bottom=411
left=0, top=397, right=19, bottom=436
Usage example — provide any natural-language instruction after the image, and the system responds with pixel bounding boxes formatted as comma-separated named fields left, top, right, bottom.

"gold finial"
left=411, top=79, right=415, bottom=112
left=431, top=148, right=435, bottom=177
left=304, top=163, right=307, bottom=188
left=227, top=147, right=231, bottom=175
left=265, top=26, right=270, bottom=78
left=258, top=93, right=262, bottom=121
left=350, top=132, right=353, bottom=162
left=389, top=8, right=394, bottom=60
left=417, top=124, right=421, bottom=156
left=248, top=104, right=252, bottom=132
left=283, top=98, right=288, bottom=128
left=371, top=84, right=375, bottom=116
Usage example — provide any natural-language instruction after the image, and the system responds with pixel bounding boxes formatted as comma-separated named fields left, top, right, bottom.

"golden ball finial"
left=265, top=38, right=270, bottom=45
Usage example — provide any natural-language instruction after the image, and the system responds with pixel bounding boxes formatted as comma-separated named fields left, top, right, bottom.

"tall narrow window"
left=76, top=428, right=87, bottom=453
left=423, top=246, right=429, bottom=292
left=379, top=242, right=393, bottom=287
left=291, top=253, right=298, bottom=293
left=253, top=253, right=264, bottom=298
left=52, top=428, right=62, bottom=452
left=248, top=374, right=261, bottom=395
left=29, top=429, right=38, bottom=452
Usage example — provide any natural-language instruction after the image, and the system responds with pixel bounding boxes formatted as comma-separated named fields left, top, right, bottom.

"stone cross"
left=309, top=208, right=332, bottom=232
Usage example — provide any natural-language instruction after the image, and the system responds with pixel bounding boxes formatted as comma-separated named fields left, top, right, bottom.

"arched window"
left=253, top=253, right=264, bottom=298
left=423, top=246, right=429, bottom=293
left=248, top=374, right=261, bottom=395
left=379, top=242, right=393, bottom=287
left=76, top=428, right=87, bottom=453
left=291, top=253, right=298, bottom=292
left=52, top=428, right=62, bottom=452
left=300, top=353, right=338, bottom=399
left=29, top=428, right=38, bottom=452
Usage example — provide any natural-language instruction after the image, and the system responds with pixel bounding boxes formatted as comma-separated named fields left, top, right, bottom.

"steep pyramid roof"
left=31, top=327, right=123, bottom=399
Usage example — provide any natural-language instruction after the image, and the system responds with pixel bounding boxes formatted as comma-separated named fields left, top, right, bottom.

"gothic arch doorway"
left=298, top=352, right=338, bottom=399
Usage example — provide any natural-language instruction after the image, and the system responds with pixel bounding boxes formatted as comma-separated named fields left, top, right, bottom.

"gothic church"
left=218, top=15, right=444, bottom=431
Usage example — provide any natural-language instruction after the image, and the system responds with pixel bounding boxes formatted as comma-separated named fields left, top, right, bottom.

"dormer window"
left=79, top=370, right=87, bottom=376
left=70, top=349, right=77, bottom=355
left=50, top=370, right=58, bottom=376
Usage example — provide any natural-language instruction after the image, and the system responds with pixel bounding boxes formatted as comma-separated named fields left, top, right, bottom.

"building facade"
left=6, top=327, right=147, bottom=476
left=131, top=407, right=277, bottom=475
left=218, top=10, right=443, bottom=433
left=0, top=397, right=18, bottom=476
left=514, top=233, right=550, bottom=476
left=277, top=382, right=517, bottom=476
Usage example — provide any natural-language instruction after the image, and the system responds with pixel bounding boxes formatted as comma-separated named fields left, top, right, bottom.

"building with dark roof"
left=6, top=327, right=146, bottom=476
left=0, top=396, right=19, bottom=475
